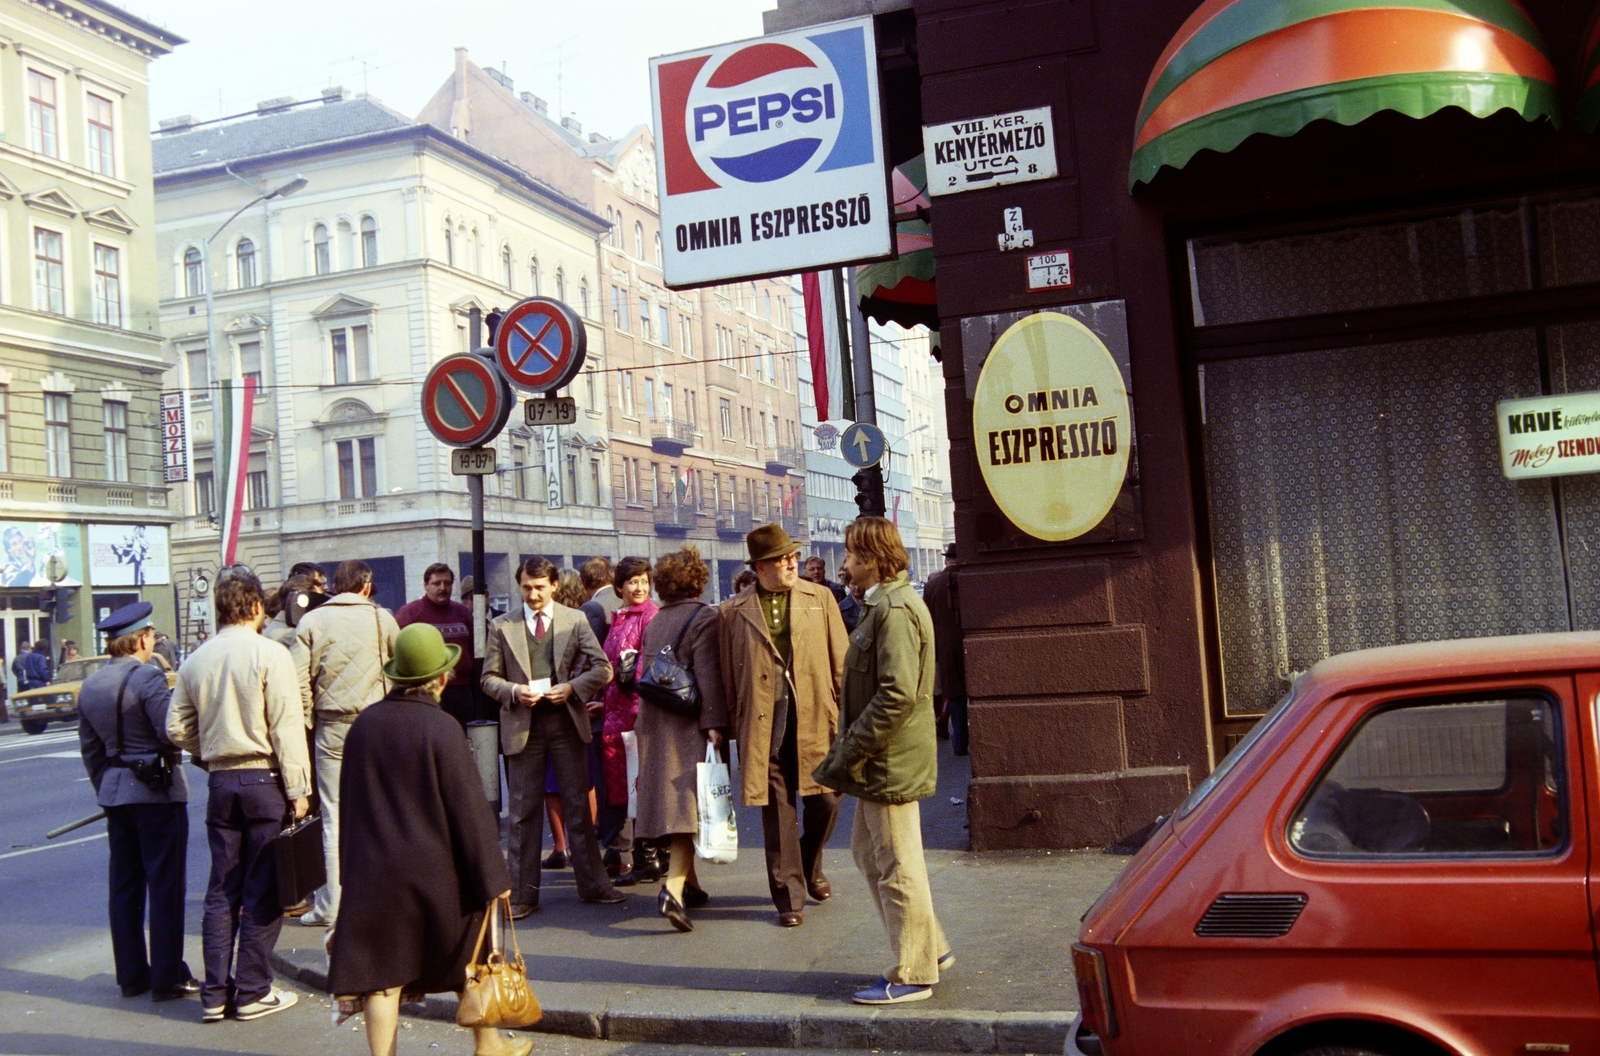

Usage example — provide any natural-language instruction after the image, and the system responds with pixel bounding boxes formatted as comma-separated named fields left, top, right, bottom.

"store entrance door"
left=2, top=610, right=44, bottom=697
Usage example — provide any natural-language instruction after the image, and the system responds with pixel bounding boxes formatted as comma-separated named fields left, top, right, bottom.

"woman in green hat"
left=327, top=623, right=526, bottom=1056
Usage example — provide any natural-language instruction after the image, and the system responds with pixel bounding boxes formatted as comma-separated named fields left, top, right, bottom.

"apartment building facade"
left=0, top=0, right=180, bottom=688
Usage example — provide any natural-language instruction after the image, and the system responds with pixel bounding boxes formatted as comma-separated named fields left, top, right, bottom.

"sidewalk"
left=272, top=742, right=1129, bottom=1054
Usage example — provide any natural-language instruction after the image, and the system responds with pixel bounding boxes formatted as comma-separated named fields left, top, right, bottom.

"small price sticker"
left=450, top=448, right=498, bottom=476
left=524, top=396, right=577, bottom=427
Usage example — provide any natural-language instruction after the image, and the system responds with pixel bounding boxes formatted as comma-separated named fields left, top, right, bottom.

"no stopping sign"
left=422, top=353, right=513, bottom=448
left=494, top=296, right=587, bottom=394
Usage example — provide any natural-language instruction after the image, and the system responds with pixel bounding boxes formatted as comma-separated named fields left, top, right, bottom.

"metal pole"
left=845, top=265, right=887, bottom=516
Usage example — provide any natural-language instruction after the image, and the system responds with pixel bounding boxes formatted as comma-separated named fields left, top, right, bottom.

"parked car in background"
left=8, top=655, right=176, bottom=735
left=1069, top=632, right=1599, bottom=1056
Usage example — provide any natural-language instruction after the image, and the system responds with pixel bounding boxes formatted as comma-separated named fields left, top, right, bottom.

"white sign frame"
left=650, top=15, right=894, bottom=289
left=923, top=106, right=1058, bottom=196
left=87, top=524, right=170, bottom=587
left=1497, top=391, right=1600, bottom=479
left=162, top=390, right=189, bottom=483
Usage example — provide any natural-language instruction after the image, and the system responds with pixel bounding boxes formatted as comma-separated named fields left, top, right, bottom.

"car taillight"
left=1071, top=943, right=1117, bottom=1038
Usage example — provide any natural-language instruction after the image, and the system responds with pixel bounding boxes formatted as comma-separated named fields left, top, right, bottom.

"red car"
left=1070, top=633, right=1599, bottom=1056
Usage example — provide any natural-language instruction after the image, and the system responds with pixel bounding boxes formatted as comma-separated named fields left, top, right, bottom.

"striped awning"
left=1131, top=0, right=1561, bottom=188
left=1580, top=8, right=1600, bottom=132
left=857, top=154, right=938, bottom=332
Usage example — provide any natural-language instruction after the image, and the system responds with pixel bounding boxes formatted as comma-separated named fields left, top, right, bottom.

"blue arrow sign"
left=839, top=421, right=887, bottom=468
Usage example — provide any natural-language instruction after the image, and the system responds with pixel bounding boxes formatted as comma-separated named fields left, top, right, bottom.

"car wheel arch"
left=1253, top=1017, right=1460, bottom=1056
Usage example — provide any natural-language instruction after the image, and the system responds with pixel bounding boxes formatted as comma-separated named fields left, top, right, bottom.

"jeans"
left=105, top=802, right=189, bottom=992
left=312, top=718, right=352, bottom=922
left=202, top=769, right=287, bottom=1008
left=505, top=707, right=610, bottom=903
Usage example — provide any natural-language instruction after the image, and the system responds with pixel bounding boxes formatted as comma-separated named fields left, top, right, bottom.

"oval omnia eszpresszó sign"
left=972, top=312, right=1130, bottom=542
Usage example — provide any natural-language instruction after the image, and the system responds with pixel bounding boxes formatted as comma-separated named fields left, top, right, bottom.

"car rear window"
left=1289, top=695, right=1566, bottom=857
left=57, top=658, right=106, bottom=682
left=1178, top=682, right=1298, bottom=819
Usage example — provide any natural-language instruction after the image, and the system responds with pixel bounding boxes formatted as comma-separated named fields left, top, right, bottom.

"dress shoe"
left=614, top=839, right=661, bottom=886
left=152, top=976, right=202, bottom=1001
left=658, top=887, right=692, bottom=932
left=778, top=910, right=804, bottom=927
left=582, top=888, right=626, bottom=905
left=542, top=849, right=568, bottom=869
left=120, top=983, right=150, bottom=998
left=683, top=882, right=709, bottom=909
left=508, top=902, right=539, bottom=920
left=808, top=876, right=832, bottom=902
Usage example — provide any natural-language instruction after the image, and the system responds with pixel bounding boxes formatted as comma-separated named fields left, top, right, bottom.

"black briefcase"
left=271, top=814, right=326, bottom=910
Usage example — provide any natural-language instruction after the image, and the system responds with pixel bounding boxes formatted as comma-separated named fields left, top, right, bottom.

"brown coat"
left=480, top=603, right=612, bottom=755
left=718, top=578, right=848, bottom=806
left=634, top=602, right=729, bottom=839
left=923, top=566, right=966, bottom=699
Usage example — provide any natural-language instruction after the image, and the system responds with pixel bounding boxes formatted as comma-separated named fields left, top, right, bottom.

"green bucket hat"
left=384, top=623, right=461, bottom=685
left=745, top=522, right=802, bottom=564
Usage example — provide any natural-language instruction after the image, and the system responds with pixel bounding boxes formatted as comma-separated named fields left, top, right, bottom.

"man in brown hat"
left=719, top=523, right=849, bottom=926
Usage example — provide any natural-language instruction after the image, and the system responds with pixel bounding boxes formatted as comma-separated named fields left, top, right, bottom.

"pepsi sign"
left=650, top=16, right=891, bottom=288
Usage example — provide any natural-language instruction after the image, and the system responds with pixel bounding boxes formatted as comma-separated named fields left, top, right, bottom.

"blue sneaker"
left=938, top=950, right=955, bottom=971
left=853, top=977, right=932, bottom=1005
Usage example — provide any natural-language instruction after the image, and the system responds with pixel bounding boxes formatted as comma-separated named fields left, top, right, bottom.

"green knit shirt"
left=756, top=585, right=792, bottom=668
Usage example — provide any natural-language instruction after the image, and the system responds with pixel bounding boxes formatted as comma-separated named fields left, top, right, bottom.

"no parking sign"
left=422, top=353, right=513, bottom=448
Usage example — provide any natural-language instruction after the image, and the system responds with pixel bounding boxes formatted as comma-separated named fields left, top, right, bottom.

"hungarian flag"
left=216, top=376, right=256, bottom=566
left=803, top=270, right=851, bottom=423
left=676, top=465, right=692, bottom=503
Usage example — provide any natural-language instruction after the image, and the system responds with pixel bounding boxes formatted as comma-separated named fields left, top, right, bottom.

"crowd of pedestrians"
left=71, top=514, right=957, bottom=1056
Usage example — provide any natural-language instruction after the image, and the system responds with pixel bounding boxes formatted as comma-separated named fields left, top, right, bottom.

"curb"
left=271, top=948, right=1071, bottom=1054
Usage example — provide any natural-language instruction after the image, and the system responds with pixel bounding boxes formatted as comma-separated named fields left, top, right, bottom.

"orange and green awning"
left=857, top=154, right=938, bottom=332
left=1131, top=0, right=1561, bottom=188
left=1579, top=8, right=1600, bottom=132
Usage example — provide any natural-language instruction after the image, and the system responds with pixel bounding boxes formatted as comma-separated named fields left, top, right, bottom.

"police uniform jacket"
left=78, top=656, right=188, bottom=807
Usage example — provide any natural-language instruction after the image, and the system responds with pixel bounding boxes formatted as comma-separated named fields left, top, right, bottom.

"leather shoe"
left=778, top=911, right=804, bottom=927
left=582, top=888, right=627, bottom=905
left=120, top=983, right=150, bottom=998
left=808, top=876, right=832, bottom=902
left=542, top=849, right=567, bottom=869
left=151, top=976, right=201, bottom=1001
left=658, top=888, right=692, bottom=932
left=508, top=902, right=539, bottom=920
left=684, top=882, right=709, bottom=909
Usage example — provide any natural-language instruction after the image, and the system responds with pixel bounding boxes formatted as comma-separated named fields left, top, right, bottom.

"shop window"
left=1291, top=696, right=1565, bottom=857
left=236, top=237, right=257, bottom=288
left=102, top=400, right=127, bottom=482
left=86, top=92, right=115, bottom=177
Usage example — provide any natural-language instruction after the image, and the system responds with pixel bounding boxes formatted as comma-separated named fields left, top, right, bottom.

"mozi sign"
left=1497, top=391, right=1600, bottom=479
left=650, top=16, right=892, bottom=287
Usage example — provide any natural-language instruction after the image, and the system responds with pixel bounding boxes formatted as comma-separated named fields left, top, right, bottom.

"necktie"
left=534, top=611, right=547, bottom=639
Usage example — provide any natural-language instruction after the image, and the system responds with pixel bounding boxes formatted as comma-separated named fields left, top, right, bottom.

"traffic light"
left=37, top=588, right=54, bottom=612
left=851, top=466, right=886, bottom=518
left=485, top=308, right=502, bottom=345
left=54, top=587, right=75, bottom=623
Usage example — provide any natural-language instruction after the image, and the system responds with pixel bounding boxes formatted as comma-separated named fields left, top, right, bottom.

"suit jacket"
left=78, top=656, right=188, bottom=806
left=481, top=602, right=611, bottom=755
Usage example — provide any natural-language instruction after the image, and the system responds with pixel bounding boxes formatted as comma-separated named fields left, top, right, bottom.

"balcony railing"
left=781, top=514, right=807, bottom=539
left=716, top=510, right=756, bottom=539
left=653, top=504, right=699, bottom=537
left=765, top=445, right=803, bottom=475
left=650, top=418, right=695, bottom=455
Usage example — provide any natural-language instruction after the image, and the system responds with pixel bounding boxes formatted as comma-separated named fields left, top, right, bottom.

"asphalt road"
left=0, top=719, right=981, bottom=1056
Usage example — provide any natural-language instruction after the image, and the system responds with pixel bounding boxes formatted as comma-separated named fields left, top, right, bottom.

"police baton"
left=47, top=810, right=106, bottom=839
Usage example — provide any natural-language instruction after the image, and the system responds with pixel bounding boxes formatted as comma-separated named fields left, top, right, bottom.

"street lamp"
left=202, top=173, right=307, bottom=401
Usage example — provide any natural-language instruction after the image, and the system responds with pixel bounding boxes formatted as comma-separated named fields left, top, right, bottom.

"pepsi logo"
left=686, top=40, right=843, bottom=185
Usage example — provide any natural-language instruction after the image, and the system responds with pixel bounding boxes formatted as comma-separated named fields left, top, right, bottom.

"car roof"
left=1298, top=631, right=1600, bottom=699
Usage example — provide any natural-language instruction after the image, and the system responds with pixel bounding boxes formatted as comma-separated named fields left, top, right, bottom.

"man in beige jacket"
left=719, top=524, right=849, bottom=926
left=168, top=570, right=309, bottom=1022
left=291, top=559, right=399, bottom=927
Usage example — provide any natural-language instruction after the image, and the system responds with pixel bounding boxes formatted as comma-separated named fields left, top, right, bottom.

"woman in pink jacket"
left=601, top=556, right=657, bottom=884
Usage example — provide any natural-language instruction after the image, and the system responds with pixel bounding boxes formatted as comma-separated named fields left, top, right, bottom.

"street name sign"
left=450, top=448, right=498, bottom=476
left=423, top=353, right=513, bottom=449
left=923, top=107, right=1057, bottom=196
left=650, top=15, right=892, bottom=287
left=495, top=297, right=587, bottom=394
left=839, top=421, right=886, bottom=468
left=525, top=396, right=577, bottom=427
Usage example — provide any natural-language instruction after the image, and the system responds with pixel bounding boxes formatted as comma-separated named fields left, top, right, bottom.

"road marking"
left=0, top=832, right=103, bottom=859
left=0, top=731, right=76, bottom=750
left=0, top=751, right=82, bottom=766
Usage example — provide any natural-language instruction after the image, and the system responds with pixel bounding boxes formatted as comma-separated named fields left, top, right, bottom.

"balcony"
left=650, top=418, right=695, bottom=456
left=716, top=510, right=757, bottom=539
left=765, top=445, right=803, bottom=475
left=653, top=505, right=699, bottom=538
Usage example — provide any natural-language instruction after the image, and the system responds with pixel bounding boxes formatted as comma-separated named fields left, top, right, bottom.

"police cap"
left=96, top=601, right=153, bottom=638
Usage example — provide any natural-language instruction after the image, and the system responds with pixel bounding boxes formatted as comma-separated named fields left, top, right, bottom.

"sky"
left=126, top=0, right=776, bottom=136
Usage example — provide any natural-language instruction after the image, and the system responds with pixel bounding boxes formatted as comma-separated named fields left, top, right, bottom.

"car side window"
left=1289, top=696, right=1566, bottom=858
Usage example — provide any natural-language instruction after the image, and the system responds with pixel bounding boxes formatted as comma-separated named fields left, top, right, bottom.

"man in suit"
left=482, top=555, right=619, bottom=917
left=720, top=524, right=849, bottom=926
left=78, top=602, right=199, bottom=1003
left=924, top=544, right=968, bottom=755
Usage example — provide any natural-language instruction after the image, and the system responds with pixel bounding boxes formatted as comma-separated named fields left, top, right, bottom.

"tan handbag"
left=457, top=896, right=542, bottom=1029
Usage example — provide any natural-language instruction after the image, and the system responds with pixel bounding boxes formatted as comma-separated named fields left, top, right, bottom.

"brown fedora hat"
left=745, top=522, right=802, bottom=564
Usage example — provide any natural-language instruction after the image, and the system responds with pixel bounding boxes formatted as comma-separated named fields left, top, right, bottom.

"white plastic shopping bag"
left=622, top=730, right=639, bottom=819
left=695, top=743, right=738, bottom=863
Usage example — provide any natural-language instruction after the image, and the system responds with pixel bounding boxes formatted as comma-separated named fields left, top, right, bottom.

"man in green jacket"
left=814, top=516, right=951, bottom=1005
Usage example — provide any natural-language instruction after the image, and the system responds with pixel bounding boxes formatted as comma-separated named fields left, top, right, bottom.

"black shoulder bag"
left=636, top=605, right=706, bottom=720
left=113, top=664, right=175, bottom=792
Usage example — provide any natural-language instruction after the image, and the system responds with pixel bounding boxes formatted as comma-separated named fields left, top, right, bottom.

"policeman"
left=77, top=602, right=199, bottom=1001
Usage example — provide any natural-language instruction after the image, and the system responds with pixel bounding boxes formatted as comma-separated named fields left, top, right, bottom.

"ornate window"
left=361, top=216, right=378, bottom=267
left=236, top=237, right=257, bottom=288
left=183, top=246, right=203, bottom=298
left=313, top=224, right=330, bottom=275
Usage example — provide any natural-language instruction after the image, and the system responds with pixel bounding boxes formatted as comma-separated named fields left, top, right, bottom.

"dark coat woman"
left=327, top=622, right=524, bottom=1056
left=633, top=547, right=728, bottom=932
